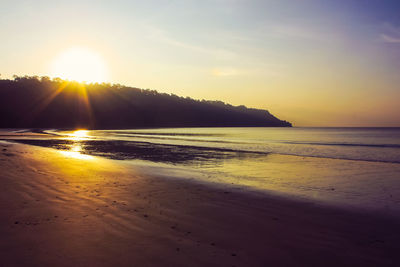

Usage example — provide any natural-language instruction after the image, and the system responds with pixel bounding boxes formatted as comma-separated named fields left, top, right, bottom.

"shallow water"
left=2, top=127, right=400, bottom=215
left=54, top=127, right=400, bottom=163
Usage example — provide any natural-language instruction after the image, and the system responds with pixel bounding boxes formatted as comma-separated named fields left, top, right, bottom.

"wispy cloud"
left=211, top=64, right=283, bottom=78
left=380, top=23, right=400, bottom=43
left=380, top=34, right=400, bottom=43
left=146, top=26, right=237, bottom=60
left=212, top=67, right=239, bottom=76
left=255, top=22, right=338, bottom=43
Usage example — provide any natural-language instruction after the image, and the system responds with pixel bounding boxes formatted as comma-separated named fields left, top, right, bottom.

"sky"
left=1, top=0, right=400, bottom=127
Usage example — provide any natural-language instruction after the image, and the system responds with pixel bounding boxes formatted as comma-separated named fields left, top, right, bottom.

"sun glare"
left=50, top=47, right=109, bottom=83
left=67, top=130, right=90, bottom=140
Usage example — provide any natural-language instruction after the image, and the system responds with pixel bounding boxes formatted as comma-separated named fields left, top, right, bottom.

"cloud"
left=211, top=64, right=283, bottom=78
left=212, top=68, right=239, bottom=76
left=255, top=22, right=336, bottom=43
left=380, top=23, right=400, bottom=43
left=380, top=34, right=400, bottom=43
left=146, top=26, right=237, bottom=60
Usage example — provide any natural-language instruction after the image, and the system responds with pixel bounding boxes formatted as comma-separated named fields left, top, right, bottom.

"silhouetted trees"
left=0, top=76, right=292, bottom=129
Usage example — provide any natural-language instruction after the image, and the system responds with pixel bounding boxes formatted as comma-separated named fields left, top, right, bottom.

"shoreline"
left=3, top=138, right=400, bottom=217
left=1, top=142, right=400, bottom=266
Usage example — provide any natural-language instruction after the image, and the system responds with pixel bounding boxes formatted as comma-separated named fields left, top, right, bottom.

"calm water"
left=74, top=127, right=400, bottom=163
left=3, top=127, right=400, bottom=215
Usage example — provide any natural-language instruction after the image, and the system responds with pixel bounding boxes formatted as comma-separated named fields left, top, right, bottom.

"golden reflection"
left=59, top=143, right=93, bottom=160
left=67, top=130, right=90, bottom=141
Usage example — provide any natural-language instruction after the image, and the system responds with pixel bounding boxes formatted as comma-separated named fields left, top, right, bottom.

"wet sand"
left=1, top=142, right=399, bottom=266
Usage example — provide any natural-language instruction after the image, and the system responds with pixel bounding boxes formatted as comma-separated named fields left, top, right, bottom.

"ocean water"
left=78, top=127, right=400, bottom=163
left=3, top=127, right=400, bottom=215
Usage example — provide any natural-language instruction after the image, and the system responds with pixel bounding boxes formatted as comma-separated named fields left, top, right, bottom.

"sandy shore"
left=1, top=142, right=399, bottom=266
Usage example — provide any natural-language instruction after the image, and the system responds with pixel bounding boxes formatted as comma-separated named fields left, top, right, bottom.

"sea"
left=3, top=127, right=400, bottom=215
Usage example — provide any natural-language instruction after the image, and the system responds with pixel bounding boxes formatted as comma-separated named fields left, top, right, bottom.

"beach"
left=1, top=141, right=399, bottom=266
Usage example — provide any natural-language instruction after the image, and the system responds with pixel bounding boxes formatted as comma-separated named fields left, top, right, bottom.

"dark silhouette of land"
left=0, top=76, right=291, bottom=129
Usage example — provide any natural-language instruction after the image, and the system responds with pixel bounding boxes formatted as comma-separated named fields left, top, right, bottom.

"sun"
left=50, top=47, right=109, bottom=83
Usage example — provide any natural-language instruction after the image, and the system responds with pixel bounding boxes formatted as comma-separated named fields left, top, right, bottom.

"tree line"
left=0, top=76, right=291, bottom=129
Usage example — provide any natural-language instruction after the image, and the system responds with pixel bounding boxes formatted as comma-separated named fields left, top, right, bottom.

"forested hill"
left=0, top=76, right=292, bottom=129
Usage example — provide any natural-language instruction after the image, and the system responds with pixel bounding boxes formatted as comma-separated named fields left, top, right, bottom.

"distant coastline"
left=0, top=76, right=291, bottom=129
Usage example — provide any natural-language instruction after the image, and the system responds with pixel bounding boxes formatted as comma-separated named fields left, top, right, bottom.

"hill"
left=0, top=76, right=291, bottom=129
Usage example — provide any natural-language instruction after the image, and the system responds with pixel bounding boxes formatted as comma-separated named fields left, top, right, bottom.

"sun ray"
left=23, top=80, right=69, bottom=125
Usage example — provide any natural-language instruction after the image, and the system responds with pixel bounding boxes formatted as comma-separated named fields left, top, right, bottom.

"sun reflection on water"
left=59, top=142, right=93, bottom=160
left=67, top=130, right=90, bottom=141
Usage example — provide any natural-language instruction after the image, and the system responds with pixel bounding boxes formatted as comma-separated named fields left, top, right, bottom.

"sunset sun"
left=50, top=47, right=109, bottom=83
